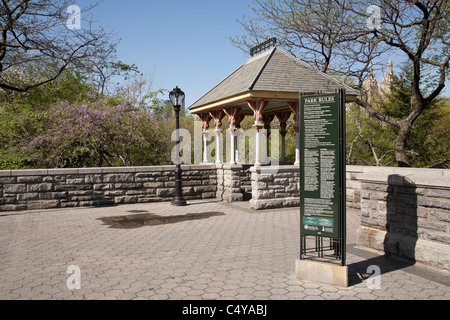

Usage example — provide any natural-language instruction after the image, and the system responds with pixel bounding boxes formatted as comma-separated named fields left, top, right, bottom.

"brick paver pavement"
left=0, top=199, right=449, bottom=300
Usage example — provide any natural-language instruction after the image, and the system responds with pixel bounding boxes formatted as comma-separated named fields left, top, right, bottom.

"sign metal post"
left=299, top=89, right=347, bottom=266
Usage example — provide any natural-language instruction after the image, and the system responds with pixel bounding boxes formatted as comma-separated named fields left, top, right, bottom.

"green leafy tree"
left=347, top=78, right=450, bottom=168
left=233, top=0, right=450, bottom=167
left=21, top=101, right=173, bottom=168
left=0, top=69, right=98, bottom=169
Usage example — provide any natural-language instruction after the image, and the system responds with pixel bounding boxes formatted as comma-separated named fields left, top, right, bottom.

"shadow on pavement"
left=97, top=211, right=226, bottom=229
left=347, top=246, right=416, bottom=286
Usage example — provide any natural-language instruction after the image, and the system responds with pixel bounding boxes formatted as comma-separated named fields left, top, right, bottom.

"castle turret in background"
left=379, top=58, right=399, bottom=95
left=362, top=58, right=399, bottom=100
left=362, top=65, right=378, bottom=98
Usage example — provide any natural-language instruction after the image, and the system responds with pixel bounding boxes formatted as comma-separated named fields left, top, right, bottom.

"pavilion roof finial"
left=250, top=37, right=277, bottom=57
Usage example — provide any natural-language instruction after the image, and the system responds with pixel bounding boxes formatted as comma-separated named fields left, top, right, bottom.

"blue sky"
left=78, top=0, right=449, bottom=106
left=79, top=0, right=252, bottom=107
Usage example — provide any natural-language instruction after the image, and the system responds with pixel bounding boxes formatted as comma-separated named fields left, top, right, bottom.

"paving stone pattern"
left=0, top=200, right=449, bottom=300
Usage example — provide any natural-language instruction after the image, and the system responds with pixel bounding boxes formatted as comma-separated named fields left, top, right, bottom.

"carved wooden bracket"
left=209, top=110, right=226, bottom=128
left=197, top=113, right=212, bottom=130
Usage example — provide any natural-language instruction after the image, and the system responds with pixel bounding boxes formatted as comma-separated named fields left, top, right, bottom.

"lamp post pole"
left=170, top=86, right=187, bottom=207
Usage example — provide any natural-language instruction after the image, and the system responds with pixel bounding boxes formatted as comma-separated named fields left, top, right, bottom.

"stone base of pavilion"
left=214, top=163, right=300, bottom=210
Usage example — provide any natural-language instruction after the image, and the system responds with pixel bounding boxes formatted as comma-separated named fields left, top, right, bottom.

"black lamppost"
left=170, top=86, right=187, bottom=207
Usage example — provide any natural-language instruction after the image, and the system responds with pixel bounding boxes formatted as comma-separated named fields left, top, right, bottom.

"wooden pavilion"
left=189, top=46, right=359, bottom=166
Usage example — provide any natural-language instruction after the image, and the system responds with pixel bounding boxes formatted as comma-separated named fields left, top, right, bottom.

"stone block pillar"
left=216, top=164, right=244, bottom=202
left=354, top=166, right=450, bottom=272
left=249, top=165, right=300, bottom=210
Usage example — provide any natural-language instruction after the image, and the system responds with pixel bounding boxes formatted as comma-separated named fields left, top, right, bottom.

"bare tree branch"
left=426, top=158, right=450, bottom=168
left=233, top=0, right=449, bottom=167
left=0, top=0, right=114, bottom=93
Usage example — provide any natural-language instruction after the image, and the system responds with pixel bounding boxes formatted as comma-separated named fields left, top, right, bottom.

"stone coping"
left=250, top=165, right=300, bottom=173
left=0, top=164, right=219, bottom=177
left=0, top=163, right=299, bottom=176
left=346, top=165, right=450, bottom=188
left=1, top=163, right=446, bottom=173
left=2, top=164, right=447, bottom=186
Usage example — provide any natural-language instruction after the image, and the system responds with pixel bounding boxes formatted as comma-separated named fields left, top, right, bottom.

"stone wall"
left=249, top=165, right=300, bottom=210
left=346, top=167, right=362, bottom=209
left=0, top=165, right=217, bottom=211
left=2, top=163, right=449, bottom=271
left=351, top=166, right=450, bottom=271
left=215, top=164, right=253, bottom=203
left=247, top=165, right=365, bottom=210
left=216, top=164, right=244, bottom=202
left=0, top=164, right=369, bottom=212
left=246, top=164, right=450, bottom=271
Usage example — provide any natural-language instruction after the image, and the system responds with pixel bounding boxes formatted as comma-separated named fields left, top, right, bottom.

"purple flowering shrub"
left=24, top=101, right=174, bottom=168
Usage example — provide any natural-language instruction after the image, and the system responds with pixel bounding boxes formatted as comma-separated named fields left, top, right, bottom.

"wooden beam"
left=197, top=113, right=212, bottom=130
left=189, top=90, right=356, bottom=114
left=209, top=110, right=226, bottom=128
left=275, top=112, right=291, bottom=125
left=248, top=100, right=269, bottom=122
left=235, top=114, right=245, bottom=129
left=263, top=114, right=275, bottom=128
left=287, top=102, right=296, bottom=114
left=259, top=100, right=269, bottom=117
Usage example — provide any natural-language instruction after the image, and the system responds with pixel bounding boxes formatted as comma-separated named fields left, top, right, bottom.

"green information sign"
left=300, top=92, right=346, bottom=239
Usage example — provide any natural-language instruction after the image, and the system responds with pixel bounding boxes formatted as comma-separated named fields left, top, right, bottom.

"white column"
left=249, top=100, right=267, bottom=167
left=235, top=130, right=241, bottom=164
left=255, top=129, right=261, bottom=166
left=293, top=102, right=300, bottom=166
left=203, top=130, right=210, bottom=164
left=229, top=128, right=236, bottom=165
left=215, top=129, right=222, bottom=164
left=295, top=131, right=300, bottom=165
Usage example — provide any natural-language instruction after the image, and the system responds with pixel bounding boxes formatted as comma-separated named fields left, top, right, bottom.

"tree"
left=19, top=101, right=175, bottom=168
left=231, top=0, right=369, bottom=74
left=0, top=67, right=182, bottom=169
left=346, top=102, right=398, bottom=167
left=91, top=42, right=141, bottom=96
left=233, top=0, right=450, bottom=167
left=0, top=68, right=99, bottom=169
left=346, top=76, right=450, bottom=168
left=0, top=0, right=114, bottom=93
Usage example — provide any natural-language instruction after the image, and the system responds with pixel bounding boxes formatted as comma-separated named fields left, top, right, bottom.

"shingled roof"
left=189, top=47, right=358, bottom=113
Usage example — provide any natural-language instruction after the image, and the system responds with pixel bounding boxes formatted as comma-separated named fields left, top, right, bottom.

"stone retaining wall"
left=0, top=165, right=217, bottom=211
left=0, top=164, right=363, bottom=212
left=249, top=165, right=300, bottom=210
left=249, top=165, right=363, bottom=210
left=2, top=163, right=449, bottom=271
left=346, top=167, right=362, bottom=209
left=216, top=164, right=244, bottom=202
left=350, top=166, right=450, bottom=271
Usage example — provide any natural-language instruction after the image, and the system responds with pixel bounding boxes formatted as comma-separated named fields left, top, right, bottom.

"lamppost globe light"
left=170, top=86, right=187, bottom=207
left=169, top=86, right=185, bottom=108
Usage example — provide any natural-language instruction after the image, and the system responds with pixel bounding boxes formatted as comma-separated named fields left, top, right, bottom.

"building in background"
left=362, top=59, right=400, bottom=100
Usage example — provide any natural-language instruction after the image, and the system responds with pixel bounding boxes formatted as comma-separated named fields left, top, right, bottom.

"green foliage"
left=0, top=67, right=182, bottom=169
left=20, top=102, right=175, bottom=168
left=347, top=81, right=450, bottom=168
left=0, top=69, right=98, bottom=170
left=408, top=97, right=450, bottom=168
